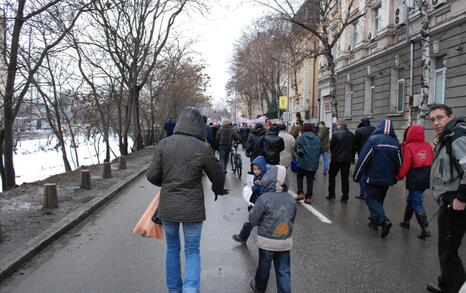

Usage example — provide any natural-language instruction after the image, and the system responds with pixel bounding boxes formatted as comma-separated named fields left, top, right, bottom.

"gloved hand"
left=214, top=189, right=229, bottom=201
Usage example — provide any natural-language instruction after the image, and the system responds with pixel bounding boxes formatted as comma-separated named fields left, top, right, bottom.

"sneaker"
left=232, top=234, right=246, bottom=244
left=426, top=283, right=444, bottom=293
left=326, top=195, right=335, bottom=201
left=340, top=197, right=348, bottom=204
left=304, top=198, right=312, bottom=205
left=381, top=221, right=392, bottom=238
left=250, top=280, right=264, bottom=293
left=399, top=222, right=410, bottom=229
left=295, top=192, right=305, bottom=201
left=355, top=194, right=365, bottom=199
left=323, top=171, right=328, bottom=176
left=368, top=221, right=378, bottom=231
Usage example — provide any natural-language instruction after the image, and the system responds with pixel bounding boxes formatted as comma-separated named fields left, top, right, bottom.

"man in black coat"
left=327, top=120, right=355, bottom=203
left=260, top=123, right=285, bottom=165
left=354, top=118, right=375, bottom=199
left=245, top=123, right=266, bottom=162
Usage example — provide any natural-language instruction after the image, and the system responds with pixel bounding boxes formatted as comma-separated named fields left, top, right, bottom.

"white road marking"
left=289, top=191, right=332, bottom=224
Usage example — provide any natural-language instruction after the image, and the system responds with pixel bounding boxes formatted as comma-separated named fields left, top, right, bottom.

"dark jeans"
left=218, top=145, right=230, bottom=173
left=358, top=175, right=367, bottom=197
left=365, top=184, right=390, bottom=226
left=437, top=205, right=466, bottom=293
left=255, top=248, right=291, bottom=293
left=328, top=161, right=351, bottom=199
left=297, top=167, right=315, bottom=199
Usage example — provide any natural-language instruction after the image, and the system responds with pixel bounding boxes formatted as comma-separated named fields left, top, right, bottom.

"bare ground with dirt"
left=0, top=146, right=155, bottom=260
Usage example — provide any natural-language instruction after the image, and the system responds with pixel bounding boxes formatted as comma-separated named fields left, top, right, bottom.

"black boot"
left=415, top=212, right=431, bottom=240
left=399, top=205, right=414, bottom=229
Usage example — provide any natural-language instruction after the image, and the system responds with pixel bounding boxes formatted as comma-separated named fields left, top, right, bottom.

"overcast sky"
left=178, top=1, right=270, bottom=108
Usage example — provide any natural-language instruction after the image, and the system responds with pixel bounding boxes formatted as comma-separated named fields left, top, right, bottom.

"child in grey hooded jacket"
left=248, top=165, right=297, bottom=293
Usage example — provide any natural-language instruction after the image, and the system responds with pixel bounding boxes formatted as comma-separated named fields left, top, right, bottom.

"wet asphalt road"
left=0, top=154, right=465, bottom=293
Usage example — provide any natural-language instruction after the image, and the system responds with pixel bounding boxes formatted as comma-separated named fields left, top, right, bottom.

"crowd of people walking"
left=150, top=104, right=465, bottom=293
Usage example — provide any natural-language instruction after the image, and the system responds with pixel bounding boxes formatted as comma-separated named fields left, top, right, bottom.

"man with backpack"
left=426, top=104, right=466, bottom=293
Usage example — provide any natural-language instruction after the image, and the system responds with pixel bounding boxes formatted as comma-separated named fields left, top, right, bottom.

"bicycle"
left=230, top=141, right=242, bottom=178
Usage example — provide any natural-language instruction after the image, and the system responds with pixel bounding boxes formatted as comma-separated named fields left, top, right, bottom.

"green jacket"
left=318, top=127, right=330, bottom=152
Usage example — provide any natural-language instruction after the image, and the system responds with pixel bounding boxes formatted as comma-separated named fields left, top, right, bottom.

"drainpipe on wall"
left=407, top=0, right=414, bottom=126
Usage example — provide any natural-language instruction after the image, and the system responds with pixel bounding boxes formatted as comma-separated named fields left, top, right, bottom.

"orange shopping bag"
left=133, top=192, right=164, bottom=239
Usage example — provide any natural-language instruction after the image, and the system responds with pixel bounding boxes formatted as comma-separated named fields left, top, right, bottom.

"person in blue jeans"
left=248, top=165, right=297, bottom=293
left=317, top=121, right=330, bottom=175
left=232, top=156, right=268, bottom=244
left=353, top=119, right=401, bottom=238
left=147, top=107, right=226, bottom=293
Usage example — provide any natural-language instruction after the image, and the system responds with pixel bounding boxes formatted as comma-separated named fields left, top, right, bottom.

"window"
left=351, top=21, right=359, bottom=48
left=397, top=68, right=405, bottom=111
left=374, top=6, right=381, bottom=33
left=370, top=77, right=375, bottom=114
left=332, top=39, right=339, bottom=59
left=344, top=81, right=353, bottom=117
left=365, top=76, right=375, bottom=115
left=434, top=55, right=447, bottom=104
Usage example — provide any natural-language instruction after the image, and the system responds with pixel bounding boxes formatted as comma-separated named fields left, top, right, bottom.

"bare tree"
left=0, top=0, right=95, bottom=190
left=257, top=0, right=364, bottom=120
left=85, top=0, right=200, bottom=154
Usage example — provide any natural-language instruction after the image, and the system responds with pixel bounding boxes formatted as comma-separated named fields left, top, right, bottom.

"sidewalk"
left=0, top=146, right=155, bottom=282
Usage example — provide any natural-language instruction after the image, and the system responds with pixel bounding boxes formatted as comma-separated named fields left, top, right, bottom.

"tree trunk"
left=416, top=0, right=431, bottom=125
left=0, top=129, right=6, bottom=191
left=3, top=0, right=26, bottom=190
left=327, top=51, right=339, bottom=121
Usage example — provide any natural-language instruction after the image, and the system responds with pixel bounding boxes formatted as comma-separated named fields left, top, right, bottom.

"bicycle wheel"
left=235, top=154, right=242, bottom=178
left=230, top=152, right=236, bottom=173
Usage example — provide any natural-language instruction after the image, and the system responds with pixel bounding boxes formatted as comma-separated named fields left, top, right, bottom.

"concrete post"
left=103, top=162, right=112, bottom=178
left=119, top=156, right=127, bottom=169
left=43, top=183, right=58, bottom=209
left=80, top=169, right=92, bottom=189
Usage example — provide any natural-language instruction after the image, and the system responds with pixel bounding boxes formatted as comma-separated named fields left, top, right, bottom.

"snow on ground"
left=5, top=133, right=133, bottom=186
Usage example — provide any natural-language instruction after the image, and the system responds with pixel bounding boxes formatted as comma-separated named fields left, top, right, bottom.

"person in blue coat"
left=294, top=123, right=321, bottom=205
left=353, top=119, right=402, bottom=238
left=164, top=117, right=176, bottom=137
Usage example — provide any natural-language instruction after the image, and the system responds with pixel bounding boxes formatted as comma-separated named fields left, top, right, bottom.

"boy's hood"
left=252, top=156, right=267, bottom=176
left=373, top=119, right=397, bottom=139
left=262, top=165, right=288, bottom=192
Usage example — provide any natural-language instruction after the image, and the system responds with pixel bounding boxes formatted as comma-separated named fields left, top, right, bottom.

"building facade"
left=318, top=0, right=466, bottom=139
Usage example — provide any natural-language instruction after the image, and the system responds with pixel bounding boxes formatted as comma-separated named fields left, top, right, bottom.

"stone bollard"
left=103, top=162, right=112, bottom=178
left=119, top=156, right=127, bottom=169
left=43, top=183, right=58, bottom=209
left=80, top=169, right=92, bottom=189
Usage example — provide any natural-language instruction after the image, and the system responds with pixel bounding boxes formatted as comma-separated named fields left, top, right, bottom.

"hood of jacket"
left=173, top=107, right=206, bottom=140
left=251, top=155, right=267, bottom=177
left=405, top=125, right=425, bottom=143
left=357, top=118, right=371, bottom=128
left=319, top=126, right=329, bottom=135
left=373, top=119, right=397, bottom=139
left=439, top=117, right=466, bottom=143
left=268, top=124, right=280, bottom=134
left=262, top=165, right=288, bottom=192
left=251, top=127, right=266, bottom=136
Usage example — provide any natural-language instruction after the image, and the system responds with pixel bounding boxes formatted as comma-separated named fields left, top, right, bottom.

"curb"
left=0, top=163, right=150, bottom=283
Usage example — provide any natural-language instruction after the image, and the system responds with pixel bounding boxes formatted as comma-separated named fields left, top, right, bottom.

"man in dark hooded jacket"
left=354, top=118, right=375, bottom=199
left=216, top=119, right=242, bottom=173
left=245, top=123, right=266, bottom=162
left=353, top=119, right=401, bottom=238
left=260, top=123, right=285, bottom=165
left=147, top=107, right=226, bottom=293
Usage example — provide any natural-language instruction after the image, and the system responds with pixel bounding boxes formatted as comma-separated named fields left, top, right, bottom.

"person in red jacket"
left=395, top=125, right=434, bottom=239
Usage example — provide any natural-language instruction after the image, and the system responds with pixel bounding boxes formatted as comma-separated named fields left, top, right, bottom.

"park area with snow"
left=3, top=131, right=133, bottom=187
